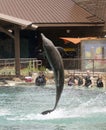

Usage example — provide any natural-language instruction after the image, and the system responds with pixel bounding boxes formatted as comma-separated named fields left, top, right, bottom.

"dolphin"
left=41, top=33, right=64, bottom=115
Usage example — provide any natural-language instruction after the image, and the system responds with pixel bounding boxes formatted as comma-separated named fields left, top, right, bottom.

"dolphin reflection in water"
left=41, top=33, right=64, bottom=115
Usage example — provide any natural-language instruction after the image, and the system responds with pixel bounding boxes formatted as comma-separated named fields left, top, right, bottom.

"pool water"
left=0, top=85, right=106, bottom=130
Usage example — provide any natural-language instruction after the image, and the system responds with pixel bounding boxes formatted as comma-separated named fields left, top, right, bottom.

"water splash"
left=0, top=109, right=11, bottom=116
left=6, top=89, right=106, bottom=121
left=7, top=103, right=106, bottom=121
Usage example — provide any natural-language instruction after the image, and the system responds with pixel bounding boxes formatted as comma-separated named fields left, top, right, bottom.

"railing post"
left=92, top=59, right=94, bottom=76
left=14, top=25, right=20, bottom=76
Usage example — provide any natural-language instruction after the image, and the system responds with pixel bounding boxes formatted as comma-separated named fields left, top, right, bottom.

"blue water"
left=0, top=85, right=106, bottom=130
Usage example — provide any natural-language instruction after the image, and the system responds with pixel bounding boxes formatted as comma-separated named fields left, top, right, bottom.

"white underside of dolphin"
left=41, top=33, right=64, bottom=115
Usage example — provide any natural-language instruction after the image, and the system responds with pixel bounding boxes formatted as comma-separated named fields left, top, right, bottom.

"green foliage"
left=39, top=66, right=46, bottom=72
left=0, top=60, right=46, bottom=76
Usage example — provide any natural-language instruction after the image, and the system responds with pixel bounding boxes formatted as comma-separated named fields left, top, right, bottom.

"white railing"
left=0, top=58, right=105, bottom=76
left=0, top=58, right=42, bottom=76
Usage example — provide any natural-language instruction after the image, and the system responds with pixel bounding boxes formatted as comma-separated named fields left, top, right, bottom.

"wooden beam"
left=0, top=26, right=14, bottom=39
left=14, top=25, right=20, bottom=76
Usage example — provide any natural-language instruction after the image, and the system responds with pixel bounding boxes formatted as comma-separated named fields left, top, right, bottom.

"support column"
left=14, top=25, right=20, bottom=76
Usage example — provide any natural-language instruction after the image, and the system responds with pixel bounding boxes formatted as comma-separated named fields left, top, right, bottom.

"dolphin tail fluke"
left=41, top=109, right=54, bottom=115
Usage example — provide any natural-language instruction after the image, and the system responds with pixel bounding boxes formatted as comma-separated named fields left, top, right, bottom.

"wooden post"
left=14, top=25, right=20, bottom=76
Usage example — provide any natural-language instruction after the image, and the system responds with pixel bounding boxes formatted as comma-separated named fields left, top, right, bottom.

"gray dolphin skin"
left=41, top=33, right=64, bottom=115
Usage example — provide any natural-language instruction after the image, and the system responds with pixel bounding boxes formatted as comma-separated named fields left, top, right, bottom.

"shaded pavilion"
left=0, top=0, right=105, bottom=76
left=0, top=14, right=37, bottom=76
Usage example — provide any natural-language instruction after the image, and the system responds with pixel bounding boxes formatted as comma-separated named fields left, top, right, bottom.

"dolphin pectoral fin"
left=41, top=109, right=54, bottom=115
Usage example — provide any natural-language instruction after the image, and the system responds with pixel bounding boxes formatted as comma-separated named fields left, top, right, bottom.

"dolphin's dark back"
left=41, top=33, right=64, bottom=114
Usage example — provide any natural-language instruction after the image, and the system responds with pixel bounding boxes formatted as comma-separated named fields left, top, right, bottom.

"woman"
left=84, top=70, right=93, bottom=88
left=96, top=74, right=104, bottom=88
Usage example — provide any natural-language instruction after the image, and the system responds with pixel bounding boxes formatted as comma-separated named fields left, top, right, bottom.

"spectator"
left=68, top=75, right=83, bottom=87
left=68, top=75, right=75, bottom=86
left=35, top=71, right=46, bottom=86
left=96, top=74, right=104, bottom=88
left=84, top=70, right=93, bottom=88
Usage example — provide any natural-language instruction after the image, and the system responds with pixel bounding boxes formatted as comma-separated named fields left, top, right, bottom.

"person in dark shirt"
left=96, top=74, right=104, bottom=88
left=84, top=70, right=93, bottom=88
left=68, top=75, right=75, bottom=86
left=35, top=71, right=46, bottom=86
left=68, top=75, right=84, bottom=87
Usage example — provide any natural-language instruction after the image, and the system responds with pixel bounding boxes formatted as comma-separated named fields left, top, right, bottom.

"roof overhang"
left=0, top=13, right=38, bottom=29
left=0, top=13, right=104, bottom=29
left=34, top=22, right=104, bottom=27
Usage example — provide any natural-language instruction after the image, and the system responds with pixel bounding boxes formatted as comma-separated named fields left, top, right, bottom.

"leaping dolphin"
left=41, top=33, right=64, bottom=115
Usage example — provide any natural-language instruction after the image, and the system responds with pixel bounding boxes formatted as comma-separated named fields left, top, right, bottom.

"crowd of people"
left=35, top=70, right=104, bottom=88
left=68, top=70, right=104, bottom=88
